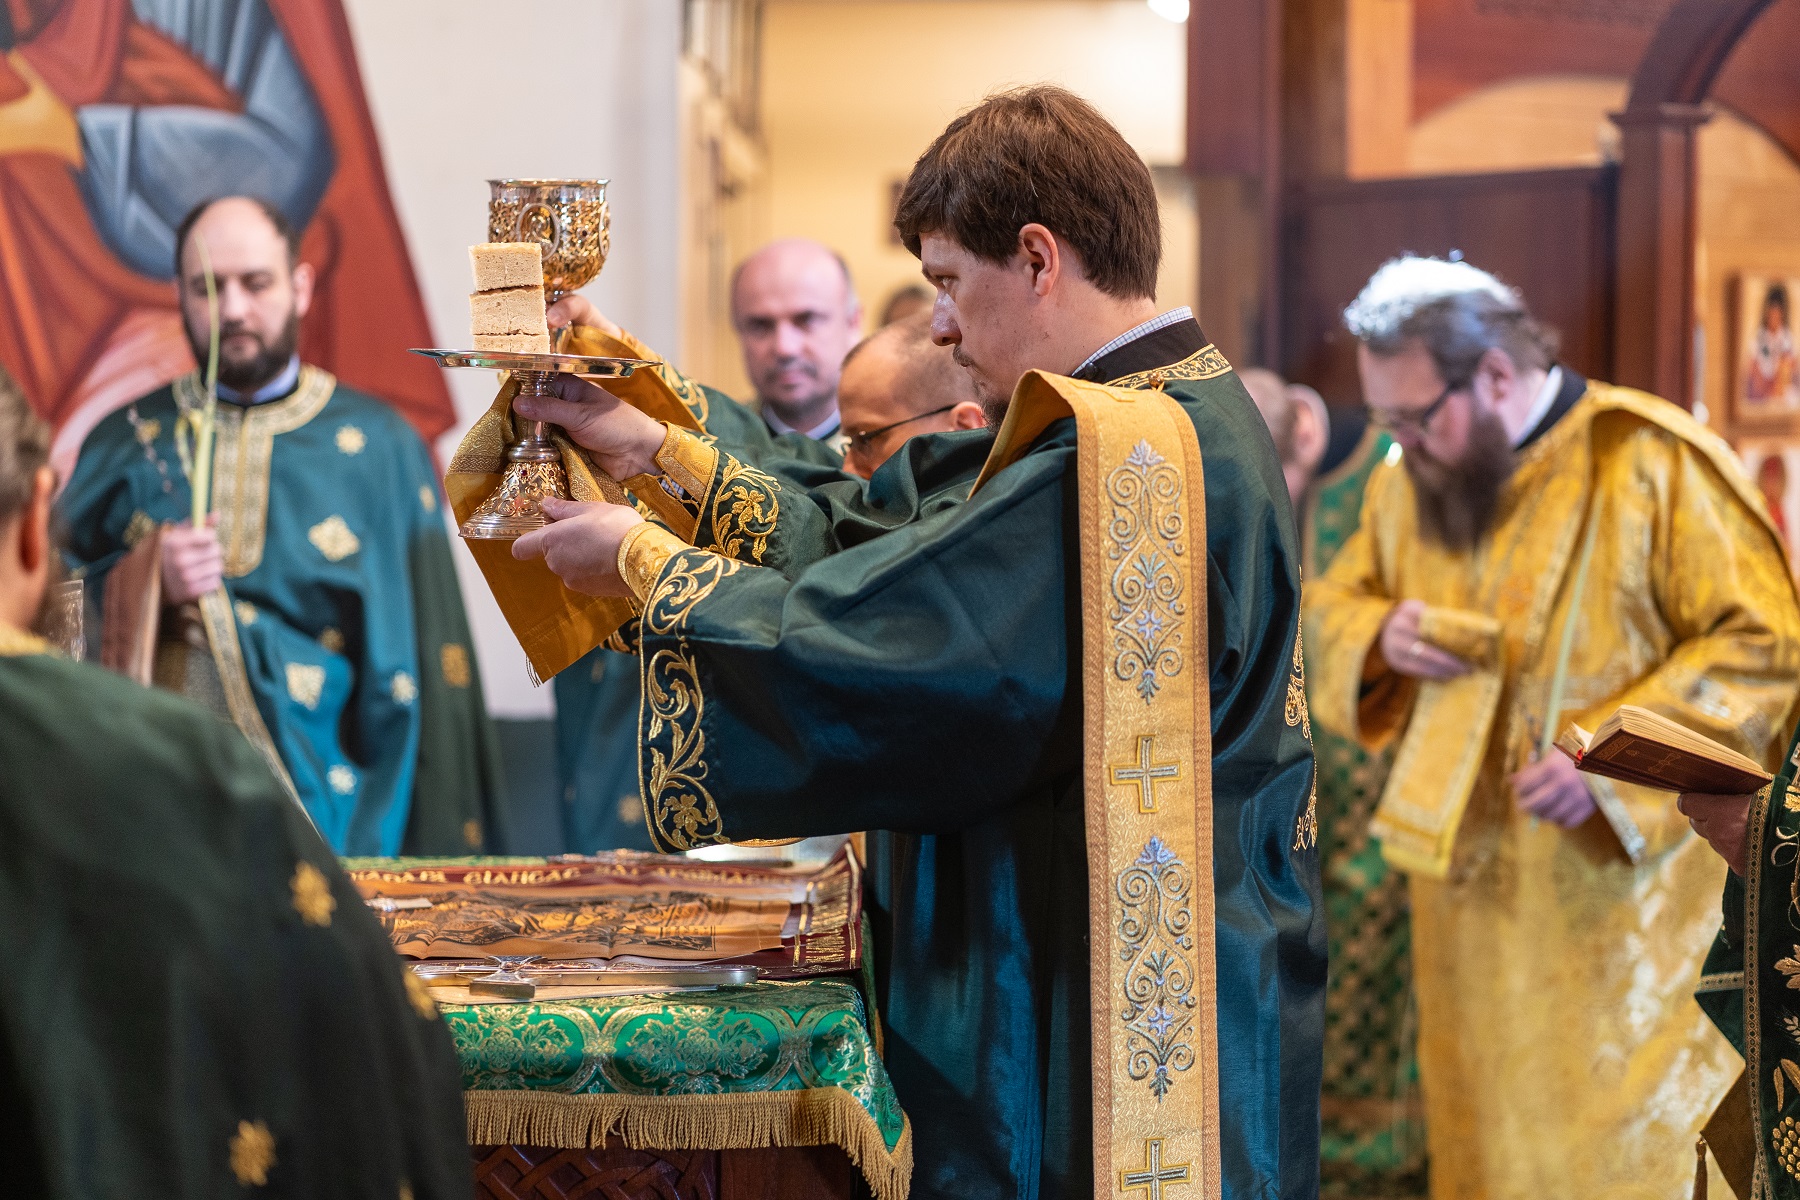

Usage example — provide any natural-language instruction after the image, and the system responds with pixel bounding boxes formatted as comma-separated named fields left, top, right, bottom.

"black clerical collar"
left=1517, top=365, right=1586, bottom=451
left=216, top=356, right=301, bottom=407
left=1072, top=315, right=1210, bottom=384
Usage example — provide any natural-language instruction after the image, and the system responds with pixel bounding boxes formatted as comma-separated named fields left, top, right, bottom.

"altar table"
left=343, top=854, right=909, bottom=1200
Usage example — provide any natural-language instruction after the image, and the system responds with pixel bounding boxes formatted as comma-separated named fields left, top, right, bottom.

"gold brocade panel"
left=1305, top=384, right=1800, bottom=1198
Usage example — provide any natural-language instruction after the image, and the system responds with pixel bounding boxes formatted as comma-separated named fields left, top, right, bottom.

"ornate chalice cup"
left=453, top=179, right=614, bottom=540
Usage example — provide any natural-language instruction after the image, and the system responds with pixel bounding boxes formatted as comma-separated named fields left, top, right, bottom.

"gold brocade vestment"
left=1305, top=384, right=1800, bottom=1199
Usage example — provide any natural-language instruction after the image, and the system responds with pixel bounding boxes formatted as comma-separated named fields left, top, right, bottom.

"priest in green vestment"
left=498, top=88, right=1324, bottom=1199
left=1243, top=368, right=1422, bottom=1197
left=1686, top=728, right=1800, bottom=1195
left=0, top=369, right=470, bottom=1198
left=59, top=196, right=503, bottom=855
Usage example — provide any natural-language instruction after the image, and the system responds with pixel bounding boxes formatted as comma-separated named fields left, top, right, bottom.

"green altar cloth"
left=446, top=980, right=909, bottom=1200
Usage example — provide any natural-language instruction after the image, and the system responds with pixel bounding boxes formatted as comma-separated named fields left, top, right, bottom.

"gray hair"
left=0, top=367, right=48, bottom=523
left=1344, top=255, right=1557, bottom=384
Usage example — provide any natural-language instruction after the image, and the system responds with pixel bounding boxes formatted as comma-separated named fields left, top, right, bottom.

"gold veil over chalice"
left=413, top=178, right=650, bottom=540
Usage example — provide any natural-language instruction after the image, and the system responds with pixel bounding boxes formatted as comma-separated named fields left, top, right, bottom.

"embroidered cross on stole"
left=978, top=370, right=1222, bottom=1200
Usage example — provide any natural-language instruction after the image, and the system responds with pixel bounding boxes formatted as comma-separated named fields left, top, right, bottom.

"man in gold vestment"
left=1305, top=256, right=1800, bottom=1198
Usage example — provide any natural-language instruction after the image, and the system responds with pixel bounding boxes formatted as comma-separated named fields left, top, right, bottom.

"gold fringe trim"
left=464, top=1088, right=913, bottom=1200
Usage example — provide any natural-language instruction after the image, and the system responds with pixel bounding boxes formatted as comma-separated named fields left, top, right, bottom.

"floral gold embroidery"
left=320, top=627, right=346, bottom=654
left=123, top=510, right=156, bottom=548
left=463, top=819, right=483, bottom=849
left=402, top=971, right=438, bottom=1020
left=229, top=1119, right=276, bottom=1186
left=1777, top=946, right=1800, bottom=989
left=1105, top=343, right=1233, bottom=390
left=644, top=645, right=725, bottom=850
left=286, top=662, right=325, bottom=709
left=1117, top=836, right=1196, bottom=1100
left=642, top=551, right=741, bottom=637
left=291, top=861, right=336, bottom=926
left=335, top=424, right=366, bottom=455
left=391, top=671, right=417, bottom=705
left=307, top=515, right=360, bottom=562
left=1105, top=440, right=1186, bottom=703
left=234, top=600, right=258, bottom=626
left=134, top=418, right=162, bottom=445
left=441, top=644, right=471, bottom=688
left=640, top=550, right=743, bottom=851
left=709, top=458, right=781, bottom=563
left=328, top=765, right=356, bottom=795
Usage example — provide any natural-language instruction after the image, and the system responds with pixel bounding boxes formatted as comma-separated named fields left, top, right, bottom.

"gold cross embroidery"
left=1111, top=735, right=1181, bottom=813
left=1120, top=1137, right=1190, bottom=1198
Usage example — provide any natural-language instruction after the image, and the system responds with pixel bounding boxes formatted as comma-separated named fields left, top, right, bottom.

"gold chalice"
left=415, top=178, right=646, bottom=541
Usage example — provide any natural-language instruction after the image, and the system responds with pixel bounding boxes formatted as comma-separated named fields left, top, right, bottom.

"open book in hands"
left=1555, top=705, right=1772, bottom=795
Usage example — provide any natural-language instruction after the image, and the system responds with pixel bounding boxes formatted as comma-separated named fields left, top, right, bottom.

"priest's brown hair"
left=0, top=366, right=48, bottom=523
left=894, top=86, right=1161, bottom=301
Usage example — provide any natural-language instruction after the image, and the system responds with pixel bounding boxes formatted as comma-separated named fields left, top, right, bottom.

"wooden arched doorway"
left=1613, top=0, right=1779, bottom=406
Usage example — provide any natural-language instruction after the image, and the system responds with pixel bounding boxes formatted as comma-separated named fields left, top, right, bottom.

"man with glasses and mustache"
left=1305, top=255, right=1800, bottom=1196
left=57, top=196, right=503, bottom=857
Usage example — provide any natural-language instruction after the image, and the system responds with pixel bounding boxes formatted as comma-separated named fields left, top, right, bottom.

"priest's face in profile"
left=177, top=198, right=315, bottom=394
left=1358, top=339, right=1515, bottom=550
left=918, top=227, right=1066, bottom=426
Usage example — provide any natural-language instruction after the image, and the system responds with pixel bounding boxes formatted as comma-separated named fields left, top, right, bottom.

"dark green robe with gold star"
left=0, top=632, right=470, bottom=1198
left=603, top=318, right=1325, bottom=1200
left=58, top=367, right=504, bottom=855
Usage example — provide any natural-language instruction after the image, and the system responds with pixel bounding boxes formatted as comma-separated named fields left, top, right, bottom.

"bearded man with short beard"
left=58, top=196, right=504, bottom=856
left=1306, top=256, right=1800, bottom=1197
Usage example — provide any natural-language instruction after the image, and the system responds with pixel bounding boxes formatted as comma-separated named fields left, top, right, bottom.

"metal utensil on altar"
left=411, top=956, right=757, bottom=1001
left=415, top=178, right=629, bottom=541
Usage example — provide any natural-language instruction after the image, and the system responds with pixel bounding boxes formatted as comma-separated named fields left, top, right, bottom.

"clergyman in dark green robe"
left=0, top=627, right=470, bottom=1198
left=59, top=364, right=505, bottom=855
left=594, top=313, right=1325, bottom=1199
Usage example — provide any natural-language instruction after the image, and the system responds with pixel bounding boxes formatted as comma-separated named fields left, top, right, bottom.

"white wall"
left=340, top=0, right=684, bottom=716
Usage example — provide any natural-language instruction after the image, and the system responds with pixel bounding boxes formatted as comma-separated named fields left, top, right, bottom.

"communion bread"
left=469, top=242, right=544, bottom=292
left=472, top=332, right=553, bottom=354
left=470, top=286, right=548, bottom=336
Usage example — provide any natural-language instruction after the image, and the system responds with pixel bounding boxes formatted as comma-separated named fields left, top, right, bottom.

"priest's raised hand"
left=514, top=376, right=666, bottom=482
left=511, top=497, right=641, bottom=597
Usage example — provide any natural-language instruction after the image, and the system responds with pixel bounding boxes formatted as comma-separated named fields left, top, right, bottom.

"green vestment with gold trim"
left=58, top=368, right=505, bottom=855
left=579, top=321, right=1325, bottom=1199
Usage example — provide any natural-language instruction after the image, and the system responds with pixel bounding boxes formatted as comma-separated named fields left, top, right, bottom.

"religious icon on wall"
left=0, top=0, right=451, bottom=475
left=1731, top=275, right=1800, bottom=429
left=1737, top=438, right=1800, bottom=573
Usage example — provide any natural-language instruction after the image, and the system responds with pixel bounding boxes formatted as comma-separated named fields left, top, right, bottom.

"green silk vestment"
left=1700, top=722, right=1800, bottom=1195
left=0, top=632, right=470, bottom=1197
left=58, top=368, right=505, bottom=855
left=554, top=385, right=844, bottom=852
left=588, top=319, right=1325, bottom=1199
left=1305, top=428, right=1425, bottom=1199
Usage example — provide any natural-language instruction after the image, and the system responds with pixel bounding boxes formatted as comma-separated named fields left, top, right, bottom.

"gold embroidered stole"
left=171, top=369, right=321, bottom=809
left=978, top=369, right=1222, bottom=1200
